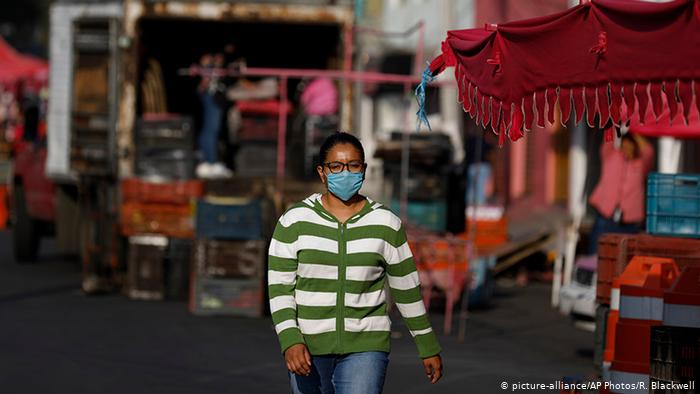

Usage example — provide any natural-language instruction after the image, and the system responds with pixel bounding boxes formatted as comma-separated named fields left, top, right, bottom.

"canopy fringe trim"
left=445, top=59, right=698, bottom=145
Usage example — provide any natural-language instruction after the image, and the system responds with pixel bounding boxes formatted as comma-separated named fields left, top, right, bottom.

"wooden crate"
left=194, top=239, right=266, bottom=279
left=165, top=238, right=193, bottom=301
left=134, top=148, right=195, bottom=180
left=136, top=116, right=194, bottom=150
left=125, top=235, right=167, bottom=300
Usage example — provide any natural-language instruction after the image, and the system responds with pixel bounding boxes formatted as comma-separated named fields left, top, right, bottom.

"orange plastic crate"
left=458, top=218, right=508, bottom=247
left=120, top=202, right=195, bottom=238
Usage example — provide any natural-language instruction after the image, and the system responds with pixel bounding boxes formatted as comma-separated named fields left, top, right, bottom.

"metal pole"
left=180, top=66, right=456, bottom=86
left=341, top=24, right=354, bottom=131
left=343, top=24, right=354, bottom=74
left=413, top=21, right=426, bottom=77
left=276, top=76, right=288, bottom=184
left=400, top=83, right=411, bottom=220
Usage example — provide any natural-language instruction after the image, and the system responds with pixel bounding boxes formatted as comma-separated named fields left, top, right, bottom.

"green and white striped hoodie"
left=268, top=193, right=441, bottom=359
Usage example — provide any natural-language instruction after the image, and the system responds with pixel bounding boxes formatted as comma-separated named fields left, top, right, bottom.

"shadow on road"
left=0, top=283, right=78, bottom=303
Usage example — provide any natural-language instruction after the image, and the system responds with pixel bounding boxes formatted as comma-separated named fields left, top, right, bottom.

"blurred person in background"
left=195, top=51, right=232, bottom=179
left=588, top=132, right=654, bottom=254
left=268, top=132, right=443, bottom=394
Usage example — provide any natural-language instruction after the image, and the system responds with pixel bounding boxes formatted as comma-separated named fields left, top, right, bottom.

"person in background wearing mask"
left=267, top=132, right=443, bottom=394
left=588, top=132, right=654, bottom=254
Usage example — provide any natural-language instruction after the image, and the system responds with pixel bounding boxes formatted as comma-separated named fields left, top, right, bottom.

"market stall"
left=425, top=0, right=700, bottom=387
left=426, top=0, right=700, bottom=295
left=0, top=37, right=47, bottom=89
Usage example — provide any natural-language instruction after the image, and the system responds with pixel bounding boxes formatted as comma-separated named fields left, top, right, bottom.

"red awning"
left=0, top=36, right=48, bottom=87
left=429, top=0, right=700, bottom=144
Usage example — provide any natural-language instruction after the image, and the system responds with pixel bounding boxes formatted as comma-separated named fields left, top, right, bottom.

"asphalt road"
left=0, top=230, right=594, bottom=394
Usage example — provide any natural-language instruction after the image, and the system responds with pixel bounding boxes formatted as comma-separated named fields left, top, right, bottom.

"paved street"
left=0, top=230, right=594, bottom=394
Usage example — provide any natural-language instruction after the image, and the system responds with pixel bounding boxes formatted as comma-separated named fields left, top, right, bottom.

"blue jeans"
left=289, top=351, right=389, bottom=394
left=587, top=210, right=641, bottom=255
left=198, top=91, right=222, bottom=163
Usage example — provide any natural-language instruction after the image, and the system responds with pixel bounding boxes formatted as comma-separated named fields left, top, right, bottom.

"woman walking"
left=268, top=132, right=443, bottom=393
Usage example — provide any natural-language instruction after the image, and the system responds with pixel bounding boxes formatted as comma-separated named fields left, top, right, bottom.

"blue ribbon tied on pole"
left=414, top=64, right=435, bottom=131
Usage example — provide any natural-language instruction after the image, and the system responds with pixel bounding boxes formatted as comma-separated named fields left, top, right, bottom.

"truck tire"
left=12, top=184, right=39, bottom=263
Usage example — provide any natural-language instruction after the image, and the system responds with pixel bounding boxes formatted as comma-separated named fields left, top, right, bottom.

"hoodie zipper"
left=314, top=194, right=369, bottom=354
left=337, top=222, right=346, bottom=353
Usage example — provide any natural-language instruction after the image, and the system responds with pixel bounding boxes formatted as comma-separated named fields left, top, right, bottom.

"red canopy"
left=429, top=0, right=700, bottom=144
left=0, top=36, right=48, bottom=87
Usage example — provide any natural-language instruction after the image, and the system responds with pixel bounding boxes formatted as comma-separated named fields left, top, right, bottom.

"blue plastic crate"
left=389, top=199, right=447, bottom=232
left=646, top=173, right=700, bottom=237
left=196, top=199, right=263, bottom=240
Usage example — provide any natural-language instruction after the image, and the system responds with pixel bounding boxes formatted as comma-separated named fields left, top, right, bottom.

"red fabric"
left=589, top=141, right=654, bottom=223
left=430, top=0, right=700, bottom=142
left=235, top=100, right=291, bottom=115
left=628, top=90, right=700, bottom=138
left=0, top=37, right=47, bottom=87
left=300, top=78, right=338, bottom=116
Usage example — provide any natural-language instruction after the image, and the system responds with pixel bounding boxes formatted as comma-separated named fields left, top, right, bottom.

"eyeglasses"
left=323, top=161, right=365, bottom=174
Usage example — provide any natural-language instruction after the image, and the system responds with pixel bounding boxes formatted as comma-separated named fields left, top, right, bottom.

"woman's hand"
left=284, top=343, right=312, bottom=376
left=423, top=354, right=443, bottom=384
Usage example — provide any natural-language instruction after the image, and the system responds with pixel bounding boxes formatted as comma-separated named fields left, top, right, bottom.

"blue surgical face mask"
left=327, top=171, right=364, bottom=201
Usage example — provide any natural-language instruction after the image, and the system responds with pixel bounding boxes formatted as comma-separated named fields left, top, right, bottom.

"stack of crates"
left=594, top=233, right=700, bottom=378
left=596, top=234, right=700, bottom=306
left=135, top=115, right=195, bottom=180
left=605, top=256, right=679, bottom=389
left=649, top=266, right=700, bottom=392
left=189, top=195, right=269, bottom=317
left=119, top=179, right=203, bottom=300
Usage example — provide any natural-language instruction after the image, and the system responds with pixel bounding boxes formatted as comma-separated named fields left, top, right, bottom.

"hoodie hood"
left=301, top=193, right=381, bottom=224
